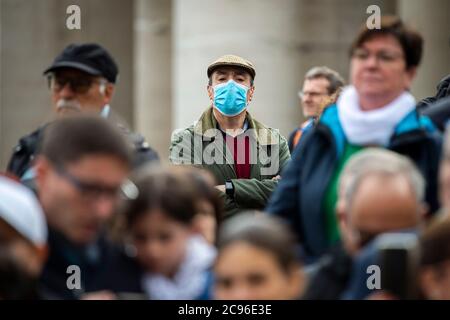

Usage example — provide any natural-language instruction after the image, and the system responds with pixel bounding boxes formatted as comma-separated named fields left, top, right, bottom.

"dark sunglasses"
left=47, top=74, right=106, bottom=94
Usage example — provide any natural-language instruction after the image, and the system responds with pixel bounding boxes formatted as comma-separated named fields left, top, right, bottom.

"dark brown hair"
left=304, top=66, right=345, bottom=95
left=217, top=213, right=300, bottom=273
left=420, top=216, right=450, bottom=267
left=41, top=115, right=132, bottom=168
left=350, top=15, right=423, bottom=70
left=182, top=168, right=223, bottom=220
left=124, top=167, right=199, bottom=228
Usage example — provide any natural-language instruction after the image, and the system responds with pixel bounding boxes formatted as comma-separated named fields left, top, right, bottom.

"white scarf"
left=142, top=235, right=216, bottom=300
left=337, top=86, right=416, bottom=146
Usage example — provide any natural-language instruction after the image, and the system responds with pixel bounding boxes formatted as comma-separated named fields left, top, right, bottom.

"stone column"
left=134, top=0, right=172, bottom=162
left=398, top=0, right=450, bottom=100
left=0, top=0, right=133, bottom=169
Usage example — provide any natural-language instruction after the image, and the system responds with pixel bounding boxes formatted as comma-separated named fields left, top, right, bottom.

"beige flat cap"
left=207, top=54, right=256, bottom=79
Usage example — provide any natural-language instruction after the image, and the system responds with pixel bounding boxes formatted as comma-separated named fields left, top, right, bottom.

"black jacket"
left=7, top=122, right=160, bottom=180
left=302, top=245, right=352, bottom=300
left=94, top=248, right=146, bottom=298
left=39, top=229, right=124, bottom=300
left=417, top=74, right=450, bottom=110
left=421, top=96, right=450, bottom=132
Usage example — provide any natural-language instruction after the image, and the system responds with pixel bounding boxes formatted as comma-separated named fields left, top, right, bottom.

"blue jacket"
left=266, top=104, right=442, bottom=261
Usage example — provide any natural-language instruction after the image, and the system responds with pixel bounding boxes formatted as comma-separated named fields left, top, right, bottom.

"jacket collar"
left=193, top=107, right=277, bottom=145
left=318, top=104, right=436, bottom=158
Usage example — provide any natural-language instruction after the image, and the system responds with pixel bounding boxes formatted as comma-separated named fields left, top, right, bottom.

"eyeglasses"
left=352, top=48, right=404, bottom=64
left=298, top=91, right=328, bottom=99
left=54, top=165, right=138, bottom=202
left=47, top=74, right=107, bottom=94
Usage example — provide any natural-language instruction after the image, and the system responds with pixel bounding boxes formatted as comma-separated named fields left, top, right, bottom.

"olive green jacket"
left=169, top=107, right=290, bottom=217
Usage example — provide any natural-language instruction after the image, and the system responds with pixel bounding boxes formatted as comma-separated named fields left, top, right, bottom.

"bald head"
left=337, top=148, right=426, bottom=255
left=350, top=173, right=422, bottom=234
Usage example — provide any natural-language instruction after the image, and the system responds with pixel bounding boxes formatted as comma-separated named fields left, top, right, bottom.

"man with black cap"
left=7, top=43, right=159, bottom=184
left=169, top=54, right=290, bottom=218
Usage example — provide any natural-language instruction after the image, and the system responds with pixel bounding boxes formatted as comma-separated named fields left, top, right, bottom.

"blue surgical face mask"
left=213, top=80, right=249, bottom=117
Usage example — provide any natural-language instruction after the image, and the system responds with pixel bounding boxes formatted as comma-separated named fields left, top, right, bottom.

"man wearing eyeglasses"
left=35, top=116, right=132, bottom=299
left=288, top=66, right=345, bottom=152
left=7, top=43, right=159, bottom=185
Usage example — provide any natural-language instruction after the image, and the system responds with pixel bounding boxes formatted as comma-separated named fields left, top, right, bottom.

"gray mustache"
left=56, top=99, right=82, bottom=112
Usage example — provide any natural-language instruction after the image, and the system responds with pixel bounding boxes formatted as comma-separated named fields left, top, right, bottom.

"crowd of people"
left=2, top=15, right=450, bottom=300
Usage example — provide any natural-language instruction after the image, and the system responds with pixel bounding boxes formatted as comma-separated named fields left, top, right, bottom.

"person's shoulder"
left=395, top=110, right=442, bottom=149
left=405, top=109, right=442, bottom=139
left=171, top=123, right=195, bottom=143
left=250, top=117, right=287, bottom=142
left=7, top=124, right=49, bottom=177
left=310, top=104, right=346, bottom=153
left=317, top=104, right=340, bottom=127
left=15, top=124, right=47, bottom=148
left=289, top=126, right=301, bottom=137
left=421, top=96, right=450, bottom=132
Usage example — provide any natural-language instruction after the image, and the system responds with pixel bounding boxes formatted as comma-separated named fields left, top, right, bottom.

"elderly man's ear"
left=422, top=203, right=429, bottom=216
left=102, top=83, right=115, bottom=104
left=336, top=199, right=348, bottom=234
left=207, top=85, right=214, bottom=101
left=247, top=86, right=255, bottom=102
left=418, top=202, right=429, bottom=222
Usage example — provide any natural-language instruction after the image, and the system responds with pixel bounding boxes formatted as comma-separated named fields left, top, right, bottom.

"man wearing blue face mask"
left=170, top=55, right=290, bottom=218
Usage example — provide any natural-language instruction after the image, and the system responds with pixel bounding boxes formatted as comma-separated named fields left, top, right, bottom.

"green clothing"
left=323, top=143, right=364, bottom=245
left=169, top=107, right=291, bottom=218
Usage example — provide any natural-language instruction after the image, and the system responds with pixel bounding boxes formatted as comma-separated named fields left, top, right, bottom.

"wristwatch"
left=225, top=180, right=235, bottom=198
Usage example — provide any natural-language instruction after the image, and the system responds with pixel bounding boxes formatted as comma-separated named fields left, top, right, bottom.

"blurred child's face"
left=131, top=209, right=191, bottom=278
left=192, top=200, right=217, bottom=245
left=214, top=242, right=303, bottom=300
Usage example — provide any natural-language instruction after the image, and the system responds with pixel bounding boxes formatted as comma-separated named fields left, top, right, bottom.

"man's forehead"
left=303, top=77, right=330, bottom=89
left=212, top=66, right=251, bottom=77
left=350, top=174, right=418, bottom=227
left=63, top=154, right=128, bottom=169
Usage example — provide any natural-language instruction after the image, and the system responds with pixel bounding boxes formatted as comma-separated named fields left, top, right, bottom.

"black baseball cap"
left=43, top=43, right=119, bottom=83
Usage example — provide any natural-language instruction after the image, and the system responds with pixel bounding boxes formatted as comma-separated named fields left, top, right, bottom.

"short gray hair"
left=339, top=148, right=425, bottom=209
left=304, top=66, right=345, bottom=95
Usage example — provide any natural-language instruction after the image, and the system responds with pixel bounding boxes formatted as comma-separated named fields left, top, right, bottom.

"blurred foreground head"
left=123, top=166, right=210, bottom=277
left=214, top=213, right=304, bottom=300
left=337, top=148, right=426, bottom=255
left=0, top=176, right=48, bottom=299
left=419, top=216, right=450, bottom=300
left=349, top=16, right=422, bottom=110
left=300, top=66, right=345, bottom=118
left=35, top=115, right=132, bottom=245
